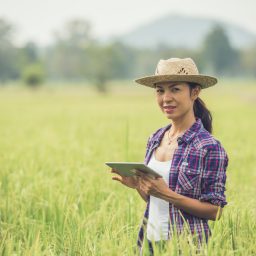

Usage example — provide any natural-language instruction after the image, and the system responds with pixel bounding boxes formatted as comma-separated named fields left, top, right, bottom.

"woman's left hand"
left=137, top=172, right=172, bottom=200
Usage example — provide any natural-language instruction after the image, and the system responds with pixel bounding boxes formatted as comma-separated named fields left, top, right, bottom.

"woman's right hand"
left=111, top=168, right=139, bottom=189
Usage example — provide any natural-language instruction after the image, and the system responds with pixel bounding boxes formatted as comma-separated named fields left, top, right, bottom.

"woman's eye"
left=156, top=89, right=164, bottom=93
left=172, top=87, right=180, bottom=92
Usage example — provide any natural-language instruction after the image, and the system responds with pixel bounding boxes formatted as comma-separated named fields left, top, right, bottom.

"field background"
left=0, top=81, right=255, bottom=255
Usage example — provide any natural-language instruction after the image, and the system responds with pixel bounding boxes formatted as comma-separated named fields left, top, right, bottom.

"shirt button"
left=177, top=137, right=182, bottom=145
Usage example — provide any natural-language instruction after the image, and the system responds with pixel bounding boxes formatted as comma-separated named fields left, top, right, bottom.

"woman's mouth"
left=163, top=106, right=176, bottom=113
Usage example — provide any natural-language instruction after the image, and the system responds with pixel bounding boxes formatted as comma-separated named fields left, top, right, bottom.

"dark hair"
left=188, top=83, right=213, bottom=134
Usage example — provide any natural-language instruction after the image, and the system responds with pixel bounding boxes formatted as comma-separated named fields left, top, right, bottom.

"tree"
left=54, top=19, right=93, bottom=47
left=22, top=64, right=45, bottom=87
left=0, top=18, right=19, bottom=82
left=22, top=42, right=38, bottom=63
left=86, top=45, right=114, bottom=92
left=45, top=19, right=93, bottom=80
left=105, top=41, right=135, bottom=80
left=201, top=25, right=239, bottom=75
left=240, top=44, right=256, bottom=77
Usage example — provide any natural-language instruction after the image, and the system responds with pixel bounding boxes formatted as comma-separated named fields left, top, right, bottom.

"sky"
left=0, top=0, right=256, bottom=46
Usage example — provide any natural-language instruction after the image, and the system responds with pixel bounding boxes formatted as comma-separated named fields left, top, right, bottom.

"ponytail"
left=189, top=83, right=213, bottom=134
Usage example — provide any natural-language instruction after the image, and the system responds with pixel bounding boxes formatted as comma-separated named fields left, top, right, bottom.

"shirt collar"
left=181, top=118, right=203, bottom=144
left=151, top=118, right=203, bottom=145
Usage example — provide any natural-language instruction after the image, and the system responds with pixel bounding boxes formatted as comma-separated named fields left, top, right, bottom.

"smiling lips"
left=163, top=106, right=176, bottom=113
left=163, top=106, right=176, bottom=109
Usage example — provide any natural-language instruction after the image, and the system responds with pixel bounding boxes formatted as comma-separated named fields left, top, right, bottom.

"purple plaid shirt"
left=137, top=118, right=228, bottom=252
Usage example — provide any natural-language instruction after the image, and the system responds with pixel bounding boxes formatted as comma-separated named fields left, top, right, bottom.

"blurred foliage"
left=0, top=17, right=256, bottom=90
left=22, top=63, right=45, bottom=87
left=0, top=18, right=19, bottom=82
left=86, top=42, right=135, bottom=92
left=240, top=45, right=256, bottom=76
left=201, top=25, right=239, bottom=75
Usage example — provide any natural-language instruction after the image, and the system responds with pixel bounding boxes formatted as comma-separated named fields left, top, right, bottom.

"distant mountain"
left=116, top=14, right=256, bottom=49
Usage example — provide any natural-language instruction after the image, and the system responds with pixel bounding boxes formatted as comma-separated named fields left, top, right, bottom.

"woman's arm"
left=139, top=176, right=222, bottom=221
left=161, top=188, right=222, bottom=221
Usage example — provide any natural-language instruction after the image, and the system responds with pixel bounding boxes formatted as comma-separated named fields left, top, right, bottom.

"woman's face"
left=155, top=81, right=200, bottom=120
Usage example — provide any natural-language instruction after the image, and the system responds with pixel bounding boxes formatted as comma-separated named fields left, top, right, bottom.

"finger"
left=134, top=169, right=145, bottom=176
left=137, top=176, right=142, bottom=184
left=139, top=184, right=145, bottom=191
left=140, top=185, right=148, bottom=194
left=136, top=171, right=153, bottom=181
left=111, top=168, right=118, bottom=173
left=140, top=179, right=150, bottom=187
left=112, top=176, right=122, bottom=182
left=136, top=173, right=147, bottom=180
left=143, top=175, right=155, bottom=181
left=139, top=174, right=150, bottom=182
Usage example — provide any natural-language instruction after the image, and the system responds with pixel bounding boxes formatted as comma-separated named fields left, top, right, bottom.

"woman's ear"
left=191, top=86, right=201, bottom=100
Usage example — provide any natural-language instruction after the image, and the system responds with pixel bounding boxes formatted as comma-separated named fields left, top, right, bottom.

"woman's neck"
left=170, top=113, right=196, bottom=136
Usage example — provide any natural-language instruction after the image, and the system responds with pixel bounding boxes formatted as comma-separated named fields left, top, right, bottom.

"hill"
left=116, top=14, right=256, bottom=49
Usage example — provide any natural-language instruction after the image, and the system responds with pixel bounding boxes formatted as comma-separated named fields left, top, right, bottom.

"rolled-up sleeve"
left=144, top=134, right=153, bottom=161
left=199, top=143, right=228, bottom=208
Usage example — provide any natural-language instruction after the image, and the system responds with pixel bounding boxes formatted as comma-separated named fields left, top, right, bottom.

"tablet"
left=105, top=162, right=162, bottom=178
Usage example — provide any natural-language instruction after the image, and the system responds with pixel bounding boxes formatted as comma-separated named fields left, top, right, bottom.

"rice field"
left=0, top=81, right=255, bottom=255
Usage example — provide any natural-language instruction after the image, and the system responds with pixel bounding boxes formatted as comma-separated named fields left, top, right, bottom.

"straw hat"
left=134, top=58, right=217, bottom=89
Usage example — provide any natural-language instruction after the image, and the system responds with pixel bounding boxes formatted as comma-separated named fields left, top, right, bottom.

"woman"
left=111, top=58, right=228, bottom=255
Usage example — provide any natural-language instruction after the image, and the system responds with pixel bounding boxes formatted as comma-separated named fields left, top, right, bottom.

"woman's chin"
left=164, top=113, right=176, bottom=119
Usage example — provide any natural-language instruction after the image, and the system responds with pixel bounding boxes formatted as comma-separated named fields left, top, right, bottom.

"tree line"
left=0, top=18, right=256, bottom=91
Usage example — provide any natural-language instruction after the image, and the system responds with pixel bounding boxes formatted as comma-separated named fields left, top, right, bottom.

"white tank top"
left=146, top=150, right=172, bottom=241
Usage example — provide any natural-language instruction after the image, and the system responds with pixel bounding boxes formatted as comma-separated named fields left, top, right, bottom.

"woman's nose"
left=163, top=91, right=173, bottom=102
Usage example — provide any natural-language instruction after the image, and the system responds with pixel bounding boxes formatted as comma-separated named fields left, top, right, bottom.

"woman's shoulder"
left=194, top=127, right=227, bottom=155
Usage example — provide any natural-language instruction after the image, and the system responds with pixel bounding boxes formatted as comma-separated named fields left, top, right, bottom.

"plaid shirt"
left=137, top=118, right=228, bottom=252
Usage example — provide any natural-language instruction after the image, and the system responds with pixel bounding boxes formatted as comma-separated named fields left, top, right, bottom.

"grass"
left=0, top=81, right=255, bottom=255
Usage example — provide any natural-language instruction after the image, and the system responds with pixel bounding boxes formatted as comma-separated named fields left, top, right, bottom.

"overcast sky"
left=0, top=0, right=255, bottom=46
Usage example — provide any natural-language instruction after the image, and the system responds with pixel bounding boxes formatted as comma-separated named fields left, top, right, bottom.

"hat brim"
left=134, top=74, right=217, bottom=89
